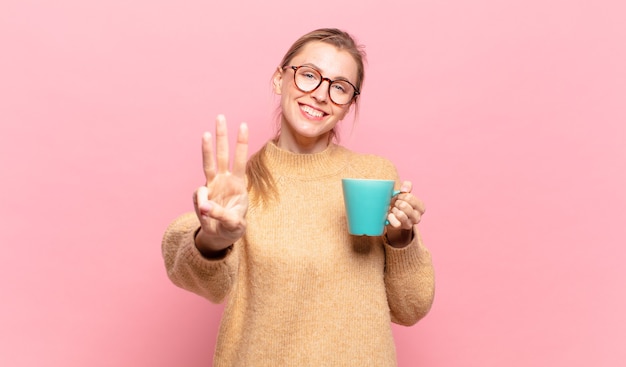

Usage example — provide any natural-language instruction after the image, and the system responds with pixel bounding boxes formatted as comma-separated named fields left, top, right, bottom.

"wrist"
left=385, top=227, right=414, bottom=248
left=194, top=228, right=234, bottom=258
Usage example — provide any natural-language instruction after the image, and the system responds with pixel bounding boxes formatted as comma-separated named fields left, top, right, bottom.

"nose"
left=310, top=78, right=331, bottom=103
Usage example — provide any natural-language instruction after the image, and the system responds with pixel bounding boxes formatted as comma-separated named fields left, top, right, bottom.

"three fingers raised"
left=202, top=114, right=249, bottom=184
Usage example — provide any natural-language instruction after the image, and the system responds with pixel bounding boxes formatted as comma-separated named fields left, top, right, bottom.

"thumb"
left=400, top=180, right=412, bottom=193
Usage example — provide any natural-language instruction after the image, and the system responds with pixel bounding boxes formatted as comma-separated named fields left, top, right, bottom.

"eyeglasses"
left=285, top=65, right=360, bottom=105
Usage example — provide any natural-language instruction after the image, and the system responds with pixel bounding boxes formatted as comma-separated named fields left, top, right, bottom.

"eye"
left=298, top=67, right=320, bottom=81
left=332, top=82, right=349, bottom=94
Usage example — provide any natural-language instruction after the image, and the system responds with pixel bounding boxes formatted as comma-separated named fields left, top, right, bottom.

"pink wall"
left=2, top=0, right=624, bottom=366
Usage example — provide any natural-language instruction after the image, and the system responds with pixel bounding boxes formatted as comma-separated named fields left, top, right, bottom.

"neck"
left=276, top=131, right=332, bottom=154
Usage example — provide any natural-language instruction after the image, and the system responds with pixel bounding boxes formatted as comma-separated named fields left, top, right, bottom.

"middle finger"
left=215, top=114, right=230, bottom=173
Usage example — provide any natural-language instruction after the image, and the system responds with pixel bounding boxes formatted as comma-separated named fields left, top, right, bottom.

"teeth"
left=302, top=105, right=324, bottom=118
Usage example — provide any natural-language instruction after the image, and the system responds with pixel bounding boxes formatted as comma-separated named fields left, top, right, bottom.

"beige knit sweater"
left=162, top=142, right=435, bottom=367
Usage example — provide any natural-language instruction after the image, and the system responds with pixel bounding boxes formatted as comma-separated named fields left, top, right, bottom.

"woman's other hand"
left=193, top=115, right=249, bottom=255
left=385, top=181, right=425, bottom=248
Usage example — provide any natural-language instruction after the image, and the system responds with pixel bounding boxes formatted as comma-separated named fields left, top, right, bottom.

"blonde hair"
left=246, top=28, right=367, bottom=204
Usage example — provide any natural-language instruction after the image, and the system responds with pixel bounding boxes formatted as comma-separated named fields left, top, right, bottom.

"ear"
left=272, top=66, right=283, bottom=95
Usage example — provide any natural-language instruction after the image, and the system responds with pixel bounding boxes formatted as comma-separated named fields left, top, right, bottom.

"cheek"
left=335, top=105, right=351, bottom=121
left=280, top=82, right=297, bottom=100
left=280, top=88, right=294, bottom=108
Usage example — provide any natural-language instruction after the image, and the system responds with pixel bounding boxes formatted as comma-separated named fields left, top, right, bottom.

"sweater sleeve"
left=161, top=212, right=239, bottom=303
left=383, top=229, right=435, bottom=326
left=367, top=155, right=435, bottom=326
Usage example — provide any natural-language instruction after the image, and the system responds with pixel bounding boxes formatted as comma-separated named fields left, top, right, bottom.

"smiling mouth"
left=300, top=104, right=326, bottom=118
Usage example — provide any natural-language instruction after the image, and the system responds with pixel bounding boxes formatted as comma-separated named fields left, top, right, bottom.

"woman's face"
left=272, top=41, right=358, bottom=153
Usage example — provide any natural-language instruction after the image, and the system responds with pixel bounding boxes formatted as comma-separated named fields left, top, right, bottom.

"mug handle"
left=384, top=190, right=402, bottom=226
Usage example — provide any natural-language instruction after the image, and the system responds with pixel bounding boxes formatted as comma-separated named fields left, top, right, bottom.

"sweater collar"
left=263, top=141, right=348, bottom=179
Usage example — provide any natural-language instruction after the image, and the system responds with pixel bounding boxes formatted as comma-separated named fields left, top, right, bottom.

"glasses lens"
left=328, top=81, right=354, bottom=105
left=294, top=67, right=321, bottom=92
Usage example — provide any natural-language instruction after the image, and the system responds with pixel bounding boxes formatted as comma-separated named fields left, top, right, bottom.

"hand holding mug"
left=385, top=181, right=425, bottom=247
left=386, top=181, right=425, bottom=229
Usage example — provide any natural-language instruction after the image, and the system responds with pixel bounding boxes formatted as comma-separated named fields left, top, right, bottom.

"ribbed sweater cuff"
left=168, top=213, right=234, bottom=270
left=164, top=215, right=237, bottom=303
left=180, top=228, right=233, bottom=266
left=383, top=230, right=431, bottom=274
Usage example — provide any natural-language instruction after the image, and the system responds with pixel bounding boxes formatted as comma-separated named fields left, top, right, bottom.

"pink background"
left=2, top=0, right=625, bottom=366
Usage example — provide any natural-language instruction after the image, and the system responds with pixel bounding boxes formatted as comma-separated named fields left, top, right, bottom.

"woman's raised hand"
left=193, top=115, right=249, bottom=255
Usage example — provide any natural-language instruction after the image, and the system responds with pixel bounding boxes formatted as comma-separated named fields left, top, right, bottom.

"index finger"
left=202, top=131, right=216, bottom=184
left=231, top=122, right=249, bottom=177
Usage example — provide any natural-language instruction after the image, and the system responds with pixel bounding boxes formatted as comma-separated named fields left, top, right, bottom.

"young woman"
left=162, top=28, right=435, bottom=366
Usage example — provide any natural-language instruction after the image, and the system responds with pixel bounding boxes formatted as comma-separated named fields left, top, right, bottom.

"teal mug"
left=341, top=178, right=400, bottom=236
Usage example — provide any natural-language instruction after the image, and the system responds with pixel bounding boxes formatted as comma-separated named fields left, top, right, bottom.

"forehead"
left=290, top=41, right=358, bottom=82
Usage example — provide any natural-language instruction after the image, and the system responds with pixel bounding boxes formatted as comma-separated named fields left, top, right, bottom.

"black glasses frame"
left=285, top=65, right=360, bottom=105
